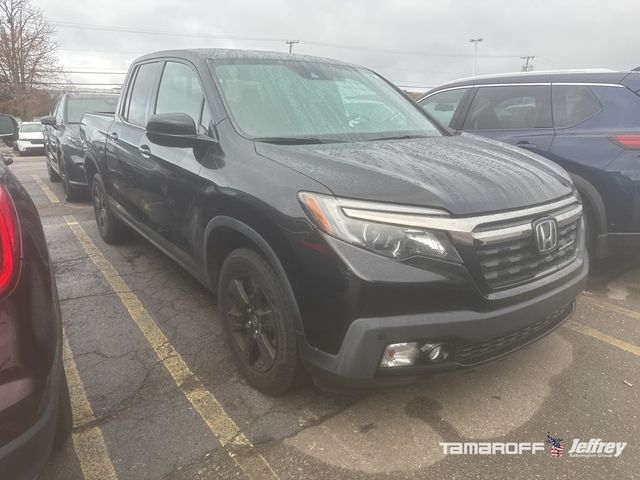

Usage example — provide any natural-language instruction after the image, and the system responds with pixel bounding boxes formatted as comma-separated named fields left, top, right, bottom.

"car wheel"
left=92, top=173, right=128, bottom=244
left=52, top=372, right=73, bottom=452
left=219, top=248, right=306, bottom=395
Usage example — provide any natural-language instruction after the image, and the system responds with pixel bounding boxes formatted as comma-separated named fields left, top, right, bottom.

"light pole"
left=469, top=38, right=483, bottom=76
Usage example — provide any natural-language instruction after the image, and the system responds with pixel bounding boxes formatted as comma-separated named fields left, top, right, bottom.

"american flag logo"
left=546, top=432, right=564, bottom=457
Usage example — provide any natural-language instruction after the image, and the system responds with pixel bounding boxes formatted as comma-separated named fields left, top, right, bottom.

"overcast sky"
left=31, top=0, right=640, bottom=91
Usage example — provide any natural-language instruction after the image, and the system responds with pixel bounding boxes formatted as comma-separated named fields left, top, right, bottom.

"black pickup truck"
left=80, top=49, right=587, bottom=394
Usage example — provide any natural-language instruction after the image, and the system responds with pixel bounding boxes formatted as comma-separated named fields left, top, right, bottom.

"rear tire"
left=218, top=248, right=306, bottom=395
left=92, top=173, right=129, bottom=244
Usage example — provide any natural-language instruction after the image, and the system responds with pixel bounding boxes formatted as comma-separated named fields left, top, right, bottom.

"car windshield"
left=66, top=96, right=119, bottom=123
left=209, top=58, right=442, bottom=143
left=20, top=123, right=42, bottom=133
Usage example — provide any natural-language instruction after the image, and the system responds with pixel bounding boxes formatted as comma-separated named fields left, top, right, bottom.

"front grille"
left=455, top=302, right=574, bottom=366
left=472, top=202, right=582, bottom=290
left=477, top=221, right=579, bottom=289
left=30, top=139, right=44, bottom=144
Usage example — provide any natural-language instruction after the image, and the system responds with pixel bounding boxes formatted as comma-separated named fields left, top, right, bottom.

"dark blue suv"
left=419, top=71, right=640, bottom=258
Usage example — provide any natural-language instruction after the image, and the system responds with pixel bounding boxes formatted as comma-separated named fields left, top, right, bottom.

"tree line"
left=0, top=0, right=58, bottom=120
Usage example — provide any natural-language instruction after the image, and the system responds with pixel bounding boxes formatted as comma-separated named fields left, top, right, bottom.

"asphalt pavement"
left=5, top=151, right=639, bottom=480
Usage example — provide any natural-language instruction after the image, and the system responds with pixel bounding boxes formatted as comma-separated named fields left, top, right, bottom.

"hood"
left=255, top=134, right=575, bottom=216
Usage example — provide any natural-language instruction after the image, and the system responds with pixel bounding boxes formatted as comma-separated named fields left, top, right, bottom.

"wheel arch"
left=83, top=153, right=100, bottom=186
left=570, top=173, right=609, bottom=258
left=203, top=216, right=305, bottom=336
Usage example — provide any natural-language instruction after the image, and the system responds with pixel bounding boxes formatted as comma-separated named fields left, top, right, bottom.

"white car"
left=15, top=122, right=45, bottom=155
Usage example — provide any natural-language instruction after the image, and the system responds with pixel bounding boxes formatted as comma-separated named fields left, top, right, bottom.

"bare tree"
left=0, top=0, right=58, bottom=118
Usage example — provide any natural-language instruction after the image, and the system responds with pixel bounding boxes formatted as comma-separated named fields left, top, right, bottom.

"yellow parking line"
left=63, top=334, right=119, bottom=479
left=581, top=294, right=640, bottom=321
left=63, top=215, right=279, bottom=480
left=566, top=321, right=640, bottom=357
left=31, top=174, right=60, bottom=204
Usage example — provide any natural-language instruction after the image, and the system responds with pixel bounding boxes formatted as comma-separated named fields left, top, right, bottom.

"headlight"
left=298, top=192, right=461, bottom=263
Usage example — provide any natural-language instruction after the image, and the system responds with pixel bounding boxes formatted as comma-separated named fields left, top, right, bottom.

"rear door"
left=461, top=84, right=555, bottom=154
left=105, top=61, right=162, bottom=220
left=550, top=83, right=640, bottom=233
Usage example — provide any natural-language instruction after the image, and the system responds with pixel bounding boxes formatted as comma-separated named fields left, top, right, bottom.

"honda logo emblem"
left=533, top=218, right=558, bottom=254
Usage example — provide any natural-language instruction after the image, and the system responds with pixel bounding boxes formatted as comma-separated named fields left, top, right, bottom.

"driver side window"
left=156, top=61, right=206, bottom=126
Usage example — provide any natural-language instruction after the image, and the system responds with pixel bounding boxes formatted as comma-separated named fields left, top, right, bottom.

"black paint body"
left=81, top=49, right=587, bottom=387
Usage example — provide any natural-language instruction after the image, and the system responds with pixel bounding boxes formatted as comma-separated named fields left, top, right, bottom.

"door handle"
left=138, top=144, right=151, bottom=158
left=108, top=131, right=119, bottom=141
left=516, top=141, right=537, bottom=149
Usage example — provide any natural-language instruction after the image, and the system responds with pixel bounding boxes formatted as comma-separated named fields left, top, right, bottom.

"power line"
left=52, top=21, right=523, bottom=59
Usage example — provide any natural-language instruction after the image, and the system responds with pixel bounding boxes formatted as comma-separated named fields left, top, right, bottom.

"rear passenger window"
left=463, top=85, right=552, bottom=130
left=125, top=62, right=160, bottom=126
left=155, top=62, right=205, bottom=124
left=552, top=85, right=602, bottom=128
left=419, top=89, right=468, bottom=127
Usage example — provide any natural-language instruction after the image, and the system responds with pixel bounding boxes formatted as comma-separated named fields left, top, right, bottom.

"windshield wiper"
left=369, top=134, right=431, bottom=142
left=253, top=136, right=344, bottom=145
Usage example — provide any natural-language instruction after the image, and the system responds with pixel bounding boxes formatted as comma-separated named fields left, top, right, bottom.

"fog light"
left=422, top=343, right=449, bottom=363
left=380, top=342, right=420, bottom=368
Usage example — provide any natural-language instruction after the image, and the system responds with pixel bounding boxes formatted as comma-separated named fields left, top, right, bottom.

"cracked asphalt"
left=5, top=152, right=639, bottom=479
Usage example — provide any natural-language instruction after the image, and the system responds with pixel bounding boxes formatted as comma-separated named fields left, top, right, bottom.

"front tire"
left=218, top=248, right=306, bottom=395
left=91, top=173, right=129, bottom=244
left=46, top=146, right=61, bottom=182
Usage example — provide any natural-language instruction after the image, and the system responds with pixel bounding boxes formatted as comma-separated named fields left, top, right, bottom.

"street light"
left=469, top=38, right=483, bottom=76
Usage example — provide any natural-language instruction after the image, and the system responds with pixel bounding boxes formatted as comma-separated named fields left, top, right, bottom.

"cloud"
left=31, top=0, right=640, bottom=90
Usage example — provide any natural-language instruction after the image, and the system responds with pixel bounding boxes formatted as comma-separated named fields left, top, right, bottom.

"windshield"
left=66, top=96, right=119, bottom=123
left=209, top=59, right=442, bottom=142
left=20, top=123, right=43, bottom=133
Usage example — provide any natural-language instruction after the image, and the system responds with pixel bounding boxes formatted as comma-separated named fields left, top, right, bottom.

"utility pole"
left=286, top=40, right=300, bottom=54
left=469, top=38, right=483, bottom=76
left=521, top=55, right=535, bottom=72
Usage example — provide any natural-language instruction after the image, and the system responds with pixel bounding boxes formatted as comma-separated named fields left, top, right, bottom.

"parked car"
left=81, top=49, right=587, bottom=394
left=41, top=93, right=119, bottom=201
left=14, top=122, right=45, bottom=156
left=418, top=70, right=640, bottom=259
left=0, top=115, right=72, bottom=479
left=0, top=115, right=18, bottom=147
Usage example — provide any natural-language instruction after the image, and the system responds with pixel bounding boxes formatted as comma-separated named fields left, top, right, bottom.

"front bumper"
left=0, top=334, right=66, bottom=480
left=300, top=253, right=587, bottom=389
left=16, top=141, right=44, bottom=152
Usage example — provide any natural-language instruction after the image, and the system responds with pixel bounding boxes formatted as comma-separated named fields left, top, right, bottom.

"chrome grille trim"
left=473, top=204, right=582, bottom=246
left=341, top=194, right=579, bottom=234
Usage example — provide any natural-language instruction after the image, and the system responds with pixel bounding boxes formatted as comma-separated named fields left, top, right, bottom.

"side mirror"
left=0, top=114, right=18, bottom=142
left=40, top=115, right=57, bottom=127
left=146, top=113, right=214, bottom=148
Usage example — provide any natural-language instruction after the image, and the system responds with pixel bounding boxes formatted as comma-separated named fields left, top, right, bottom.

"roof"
left=431, top=69, right=632, bottom=92
left=135, top=48, right=354, bottom=67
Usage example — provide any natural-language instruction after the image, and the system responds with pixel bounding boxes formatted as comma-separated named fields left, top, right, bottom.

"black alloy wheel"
left=224, top=275, right=279, bottom=373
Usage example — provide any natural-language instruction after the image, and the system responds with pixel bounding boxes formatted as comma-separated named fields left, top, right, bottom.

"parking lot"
left=7, top=151, right=639, bottom=479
